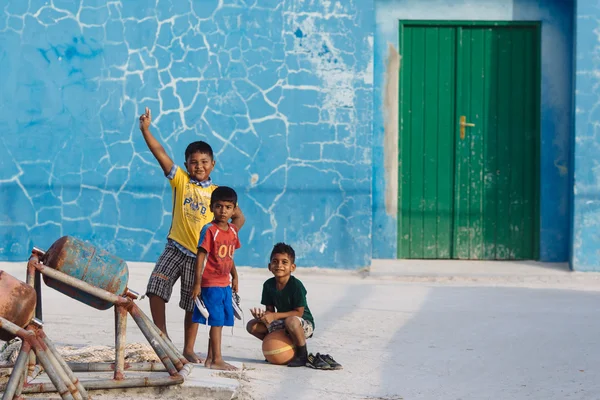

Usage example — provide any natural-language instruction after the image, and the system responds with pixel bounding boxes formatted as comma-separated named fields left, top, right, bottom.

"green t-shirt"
left=261, top=276, right=314, bottom=328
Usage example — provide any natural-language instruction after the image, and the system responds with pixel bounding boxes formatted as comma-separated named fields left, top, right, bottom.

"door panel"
left=398, top=22, right=540, bottom=260
left=454, top=26, right=539, bottom=260
left=399, top=26, right=457, bottom=258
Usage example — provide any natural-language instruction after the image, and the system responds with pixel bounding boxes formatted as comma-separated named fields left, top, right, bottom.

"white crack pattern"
left=0, top=0, right=373, bottom=268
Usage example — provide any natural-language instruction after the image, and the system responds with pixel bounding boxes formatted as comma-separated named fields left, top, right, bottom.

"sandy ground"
left=2, top=260, right=600, bottom=400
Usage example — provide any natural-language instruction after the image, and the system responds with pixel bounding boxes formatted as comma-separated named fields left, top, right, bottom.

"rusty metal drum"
left=42, top=236, right=129, bottom=310
left=0, top=271, right=37, bottom=341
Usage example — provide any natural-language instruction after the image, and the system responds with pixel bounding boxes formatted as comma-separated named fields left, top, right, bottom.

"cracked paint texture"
left=372, top=0, right=573, bottom=262
left=572, top=1, right=600, bottom=271
left=0, top=0, right=374, bottom=268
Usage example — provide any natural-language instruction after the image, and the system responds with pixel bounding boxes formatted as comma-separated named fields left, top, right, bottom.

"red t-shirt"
left=197, top=222, right=241, bottom=287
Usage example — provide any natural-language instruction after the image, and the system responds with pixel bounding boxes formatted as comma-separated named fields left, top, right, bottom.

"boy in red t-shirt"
left=191, top=186, right=241, bottom=370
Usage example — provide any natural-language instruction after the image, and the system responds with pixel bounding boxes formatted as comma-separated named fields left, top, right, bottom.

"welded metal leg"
left=67, top=361, right=166, bottom=372
left=1, top=341, right=30, bottom=400
left=20, top=374, right=185, bottom=393
left=129, top=311, right=178, bottom=376
left=129, top=304, right=184, bottom=370
left=34, top=269, right=43, bottom=321
left=31, top=337, right=75, bottom=400
left=40, top=341, right=83, bottom=400
left=15, top=366, right=26, bottom=398
left=27, top=351, right=36, bottom=377
left=136, top=305, right=188, bottom=366
left=39, top=332, right=88, bottom=400
left=114, top=305, right=127, bottom=380
left=25, top=261, right=38, bottom=369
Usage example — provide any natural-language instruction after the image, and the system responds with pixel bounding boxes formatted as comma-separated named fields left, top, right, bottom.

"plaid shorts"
left=268, top=317, right=314, bottom=339
left=146, top=242, right=196, bottom=312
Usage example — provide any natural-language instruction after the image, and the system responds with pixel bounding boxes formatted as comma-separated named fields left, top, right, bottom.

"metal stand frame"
left=0, top=249, right=192, bottom=399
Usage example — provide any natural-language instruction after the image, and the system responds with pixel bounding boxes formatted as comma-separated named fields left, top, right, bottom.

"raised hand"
left=139, top=107, right=152, bottom=132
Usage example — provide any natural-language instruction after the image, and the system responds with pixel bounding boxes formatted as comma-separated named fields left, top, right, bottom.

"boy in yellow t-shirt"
left=139, top=107, right=244, bottom=363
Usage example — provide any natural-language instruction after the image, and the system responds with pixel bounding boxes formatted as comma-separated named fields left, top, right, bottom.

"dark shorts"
left=146, top=242, right=195, bottom=312
left=192, top=286, right=234, bottom=327
left=268, top=317, right=314, bottom=339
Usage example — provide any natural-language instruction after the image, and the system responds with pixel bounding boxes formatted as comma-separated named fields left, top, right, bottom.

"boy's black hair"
left=211, top=186, right=237, bottom=206
left=270, top=242, right=296, bottom=264
left=185, top=141, right=213, bottom=160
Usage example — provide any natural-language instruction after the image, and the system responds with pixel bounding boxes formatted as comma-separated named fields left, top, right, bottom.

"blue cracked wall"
left=572, top=1, right=600, bottom=271
left=0, top=0, right=374, bottom=268
left=372, top=0, right=574, bottom=262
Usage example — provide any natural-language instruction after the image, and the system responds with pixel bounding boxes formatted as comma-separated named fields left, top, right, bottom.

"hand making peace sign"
left=139, top=107, right=152, bottom=132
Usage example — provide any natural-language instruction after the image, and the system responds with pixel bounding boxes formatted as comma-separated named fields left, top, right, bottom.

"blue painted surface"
left=572, top=1, right=600, bottom=271
left=0, top=0, right=374, bottom=268
left=372, top=0, right=574, bottom=262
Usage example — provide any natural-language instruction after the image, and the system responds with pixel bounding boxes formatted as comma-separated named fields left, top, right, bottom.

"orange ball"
left=262, top=330, right=296, bottom=365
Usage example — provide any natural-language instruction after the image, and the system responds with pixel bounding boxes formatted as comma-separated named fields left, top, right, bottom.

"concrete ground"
left=2, top=259, right=600, bottom=399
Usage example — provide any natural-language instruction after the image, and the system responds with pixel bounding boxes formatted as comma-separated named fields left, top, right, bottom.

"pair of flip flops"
left=194, top=292, right=244, bottom=321
left=306, top=353, right=343, bottom=370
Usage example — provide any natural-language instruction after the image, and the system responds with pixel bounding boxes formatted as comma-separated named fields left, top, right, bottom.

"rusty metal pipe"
left=150, top=331, right=184, bottom=371
left=39, top=332, right=88, bottom=400
left=134, top=304, right=187, bottom=367
left=28, top=363, right=43, bottom=380
left=34, top=263, right=129, bottom=307
left=26, top=255, right=44, bottom=335
left=138, top=306, right=188, bottom=362
left=15, top=365, right=26, bottom=398
left=132, top=315, right=185, bottom=370
left=30, top=336, right=75, bottom=400
left=1, top=342, right=30, bottom=400
left=129, top=311, right=178, bottom=376
left=125, top=288, right=139, bottom=300
left=114, top=305, right=127, bottom=381
left=28, top=339, right=38, bottom=378
left=34, top=269, right=43, bottom=321
left=26, top=257, right=37, bottom=288
left=32, top=247, right=46, bottom=257
left=0, top=317, right=35, bottom=340
left=129, top=306, right=183, bottom=371
left=19, top=374, right=184, bottom=394
left=67, top=361, right=167, bottom=372
left=81, top=374, right=185, bottom=390
left=15, top=343, right=31, bottom=398
left=40, top=340, right=84, bottom=400
left=3, top=367, right=191, bottom=395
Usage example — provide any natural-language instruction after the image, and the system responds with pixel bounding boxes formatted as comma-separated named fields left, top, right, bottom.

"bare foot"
left=183, top=351, right=203, bottom=364
left=210, top=360, right=237, bottom=371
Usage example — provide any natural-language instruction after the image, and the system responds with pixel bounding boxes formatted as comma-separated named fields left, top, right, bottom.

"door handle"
left=459, top=116, right=475, bottom=140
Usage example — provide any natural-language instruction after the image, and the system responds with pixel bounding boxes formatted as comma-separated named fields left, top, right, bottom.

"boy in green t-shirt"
left=247, top=243, right=331, bottom=368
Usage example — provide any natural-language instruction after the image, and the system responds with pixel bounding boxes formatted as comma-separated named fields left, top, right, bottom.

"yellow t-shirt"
left=167, top=166, right=217, bottom=254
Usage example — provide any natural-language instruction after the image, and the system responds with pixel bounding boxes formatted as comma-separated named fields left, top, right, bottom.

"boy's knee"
left=246, top=319, right=258, bottom=333
left=284, top=316, right=300, bottom=330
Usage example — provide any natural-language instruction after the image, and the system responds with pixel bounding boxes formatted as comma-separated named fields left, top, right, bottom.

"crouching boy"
left=246, top=243, right=317, bottom=367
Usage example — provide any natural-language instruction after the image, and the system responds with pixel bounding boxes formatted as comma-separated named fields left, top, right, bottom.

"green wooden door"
left=398, top=22, right=540, bottom=260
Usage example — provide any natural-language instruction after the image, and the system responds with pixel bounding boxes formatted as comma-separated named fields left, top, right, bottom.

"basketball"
left=262, top=330, right=295, bottom=365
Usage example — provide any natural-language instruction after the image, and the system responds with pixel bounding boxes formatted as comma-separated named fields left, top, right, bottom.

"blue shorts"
left=192, top=286, right=234, bottom=327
